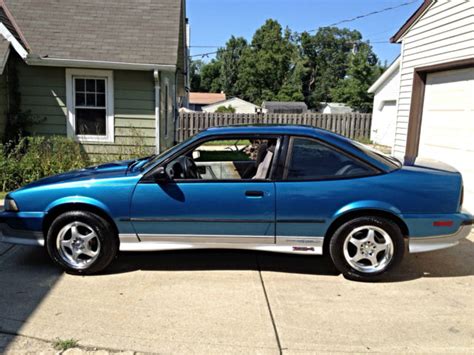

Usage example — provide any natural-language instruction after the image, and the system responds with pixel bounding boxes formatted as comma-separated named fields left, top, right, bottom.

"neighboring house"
left=188, top=92, right=226, bottom=111
left=368, top=57, right=400, bottom=147
left=262, top=101, right=307, bottom=114
left=0, top=0, right=188, bottom=159
left=374, top=0, right=474, bottom=209
left=202, top=97, right=260, bottom=114
left=319, top=102, right=353, bottom=114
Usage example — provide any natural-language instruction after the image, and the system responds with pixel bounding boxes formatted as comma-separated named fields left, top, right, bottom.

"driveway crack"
left=0, top=245, right=15, bottom=257
left=256, top=254, right=284, bottom=355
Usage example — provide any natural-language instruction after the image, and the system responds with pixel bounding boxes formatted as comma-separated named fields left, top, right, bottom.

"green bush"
left=0, top=136, right=90, bottom=192
left=215, top=105, right=236, bottom=113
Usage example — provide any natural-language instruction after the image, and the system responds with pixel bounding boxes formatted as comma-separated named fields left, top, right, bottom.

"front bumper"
left=0, top=211, right=45, bottom=247
left=0, top=223, right=45, bottom=246
left=409, top=220, right=472, bottom=253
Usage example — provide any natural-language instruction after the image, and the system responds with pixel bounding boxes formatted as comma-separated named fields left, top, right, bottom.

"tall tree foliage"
left=193, top=21, right=383, bottom=111
left=199, top=59, right=222, bottom=92
left=299, top=27, right=363, bottom=109
left=218, top=36, right=248, bottom=97
left=235, top=19, right=297, bottom=104
left=331, top=43, right=382, bottom=112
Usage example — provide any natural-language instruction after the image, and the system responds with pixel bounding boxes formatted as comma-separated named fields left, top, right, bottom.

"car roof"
left=198, top=125, right=394, bottom=172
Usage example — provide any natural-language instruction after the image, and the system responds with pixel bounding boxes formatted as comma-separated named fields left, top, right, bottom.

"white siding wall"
left=371, top=66, right=400, bottom=147
left=392, top=0, right=474, bottom=157
left=202, top=98, right=259, bottom=113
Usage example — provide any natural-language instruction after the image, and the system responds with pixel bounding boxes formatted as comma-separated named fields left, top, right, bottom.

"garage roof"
left=390, top=0, right=434, bottom=43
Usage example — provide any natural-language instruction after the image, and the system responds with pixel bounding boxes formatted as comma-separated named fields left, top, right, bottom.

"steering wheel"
left=167, top=156, right=200, bottom=179
left=335, top=164, right=366, bottom=176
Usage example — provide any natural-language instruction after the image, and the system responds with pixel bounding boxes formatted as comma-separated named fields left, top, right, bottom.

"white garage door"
left=418, top=67, right=474, bottom=211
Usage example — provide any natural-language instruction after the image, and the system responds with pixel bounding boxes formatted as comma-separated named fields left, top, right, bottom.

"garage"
left=418, top=68, right=474, bottom=211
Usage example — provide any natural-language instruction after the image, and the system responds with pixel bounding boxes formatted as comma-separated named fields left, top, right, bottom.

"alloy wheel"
left=343, top=225, right=394, bottom=273
left=56, top=221, right=101, bottom=269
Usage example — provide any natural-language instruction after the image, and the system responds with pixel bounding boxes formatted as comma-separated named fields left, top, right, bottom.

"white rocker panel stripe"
left=119, top=234, right=324, bottom=255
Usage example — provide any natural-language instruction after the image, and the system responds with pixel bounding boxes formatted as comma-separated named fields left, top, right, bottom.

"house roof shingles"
left=189, top=92, right=226, bottom=105
left=3, top=0, right=182, bottom=66
left=262, top=101, right=308, bottom=109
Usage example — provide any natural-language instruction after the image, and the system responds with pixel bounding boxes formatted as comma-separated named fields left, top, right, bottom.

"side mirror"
left=154, top=166, right=171, bottom=183
left=192, top=150, right=201, bottom=160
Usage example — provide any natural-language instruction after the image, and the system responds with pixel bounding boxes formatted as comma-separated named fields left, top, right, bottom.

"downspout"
left=154, top=69, right=161, bottom=154
left=174, top=69, right=179, bottom=145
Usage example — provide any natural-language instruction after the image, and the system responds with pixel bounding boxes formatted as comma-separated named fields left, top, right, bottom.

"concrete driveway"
left=0, top=235, right=473, bottom=354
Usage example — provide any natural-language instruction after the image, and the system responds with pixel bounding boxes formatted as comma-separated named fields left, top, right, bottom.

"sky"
left=187, top=0, right=424, bottom=65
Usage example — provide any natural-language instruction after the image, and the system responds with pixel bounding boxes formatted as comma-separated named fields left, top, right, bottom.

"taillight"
left=433, top=220, right=453, bottom=227
left=460, top=185, right=464, bottom=207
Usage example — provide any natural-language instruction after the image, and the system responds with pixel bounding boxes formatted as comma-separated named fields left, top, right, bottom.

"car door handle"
left=245, top=190, right=264, bottom=197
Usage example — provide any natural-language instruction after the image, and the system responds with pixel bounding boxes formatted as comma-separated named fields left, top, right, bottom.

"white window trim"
left=66, top=68, right=114, bottom=143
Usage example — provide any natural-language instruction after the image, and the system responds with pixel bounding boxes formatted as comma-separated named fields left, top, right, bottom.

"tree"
left=217, top=36, right=248, bottom=97
left=276, top=60, right=305, bottom=102
left=299, top=27, right=363, bottom=108
left=235, top=19, right=297, bottom=105
left=200, top=59, right=222, bottom=93
left=215, top=105, right=236, bottom=113
left=191, top=22, right=383, bottom=111
left=189, top=59, right=204, bottom=92
left=331, top=42, right=382, bottom=112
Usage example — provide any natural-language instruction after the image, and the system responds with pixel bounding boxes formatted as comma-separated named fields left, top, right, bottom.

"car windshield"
left=351, top=141, right=402, bottom=170
left=140, top=136, right=196, bottom=171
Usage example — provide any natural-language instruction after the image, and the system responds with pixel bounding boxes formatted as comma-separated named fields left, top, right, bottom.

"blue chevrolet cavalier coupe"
left=0, top=126, right=472, bottom=280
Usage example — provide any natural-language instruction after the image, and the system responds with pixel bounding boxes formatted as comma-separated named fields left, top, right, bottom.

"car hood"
left=18, top=159, right=136, bottom=190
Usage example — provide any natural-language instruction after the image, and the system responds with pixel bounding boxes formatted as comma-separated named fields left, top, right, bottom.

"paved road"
left=0, top=235, right=473, bottom=354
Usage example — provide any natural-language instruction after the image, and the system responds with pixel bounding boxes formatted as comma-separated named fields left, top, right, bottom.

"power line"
left=189, top=0, right=421, bottom=58
left=305, top=0, right=420, bottom=32
left=189, top=45, right=221, bottom=48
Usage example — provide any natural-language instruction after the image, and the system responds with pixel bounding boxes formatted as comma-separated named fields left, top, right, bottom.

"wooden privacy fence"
left=177, top=112, right=372, bottom=142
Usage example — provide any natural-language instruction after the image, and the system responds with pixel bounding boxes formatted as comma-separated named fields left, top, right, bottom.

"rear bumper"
left=409, top=220, right=472, bottom=253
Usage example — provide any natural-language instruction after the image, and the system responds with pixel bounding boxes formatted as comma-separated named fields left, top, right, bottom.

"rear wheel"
left=46, top=211, right=118, bottom=274
left=329, top=216, right=405, bottom=281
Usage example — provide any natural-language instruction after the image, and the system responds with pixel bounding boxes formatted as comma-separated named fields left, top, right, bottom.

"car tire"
left=329, top=216, right=405, bottom=281
left=46, top=211, right=118, bottom=275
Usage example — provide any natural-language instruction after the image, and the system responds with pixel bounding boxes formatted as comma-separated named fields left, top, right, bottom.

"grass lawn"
left=204, top=139, right=251, bottom=146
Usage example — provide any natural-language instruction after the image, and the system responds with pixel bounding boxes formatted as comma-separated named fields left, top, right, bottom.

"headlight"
left=4, top=197, right=19, bottom=212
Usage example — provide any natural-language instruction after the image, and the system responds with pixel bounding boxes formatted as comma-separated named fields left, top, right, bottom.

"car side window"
left=285, top=137, right=376, bottom=180
left=167, top=138, right=278, bottom=181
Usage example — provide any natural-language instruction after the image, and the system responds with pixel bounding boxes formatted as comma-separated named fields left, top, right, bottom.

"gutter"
left=154, top=70, right=161, bottom=154
left=26, top=57, right=176, bottom=72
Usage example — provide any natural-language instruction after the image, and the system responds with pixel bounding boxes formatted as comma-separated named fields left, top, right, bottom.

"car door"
left=275, top=136, right=379, bottom=251
left=130, top=136, right=280, bottom=245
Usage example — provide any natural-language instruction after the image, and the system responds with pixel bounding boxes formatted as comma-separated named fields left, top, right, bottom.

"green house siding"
left=15, top=60, right=157, bottom=160
left=17, top=62, right=68, bottom=136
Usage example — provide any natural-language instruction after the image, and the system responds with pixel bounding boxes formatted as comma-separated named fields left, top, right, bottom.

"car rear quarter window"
left=285, top=137, right=377, bottom=180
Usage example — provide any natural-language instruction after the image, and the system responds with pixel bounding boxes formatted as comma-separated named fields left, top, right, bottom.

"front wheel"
left=46, top=211, right=118, bottom=275
left=329, top=216, right=405, bottom=281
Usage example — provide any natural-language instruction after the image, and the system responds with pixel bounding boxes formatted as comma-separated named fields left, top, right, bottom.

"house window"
left=66, top=69, right=114, bottom=143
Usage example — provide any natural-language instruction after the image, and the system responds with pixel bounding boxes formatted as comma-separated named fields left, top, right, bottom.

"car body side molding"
left=118, top=234, right=324, bottom=255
